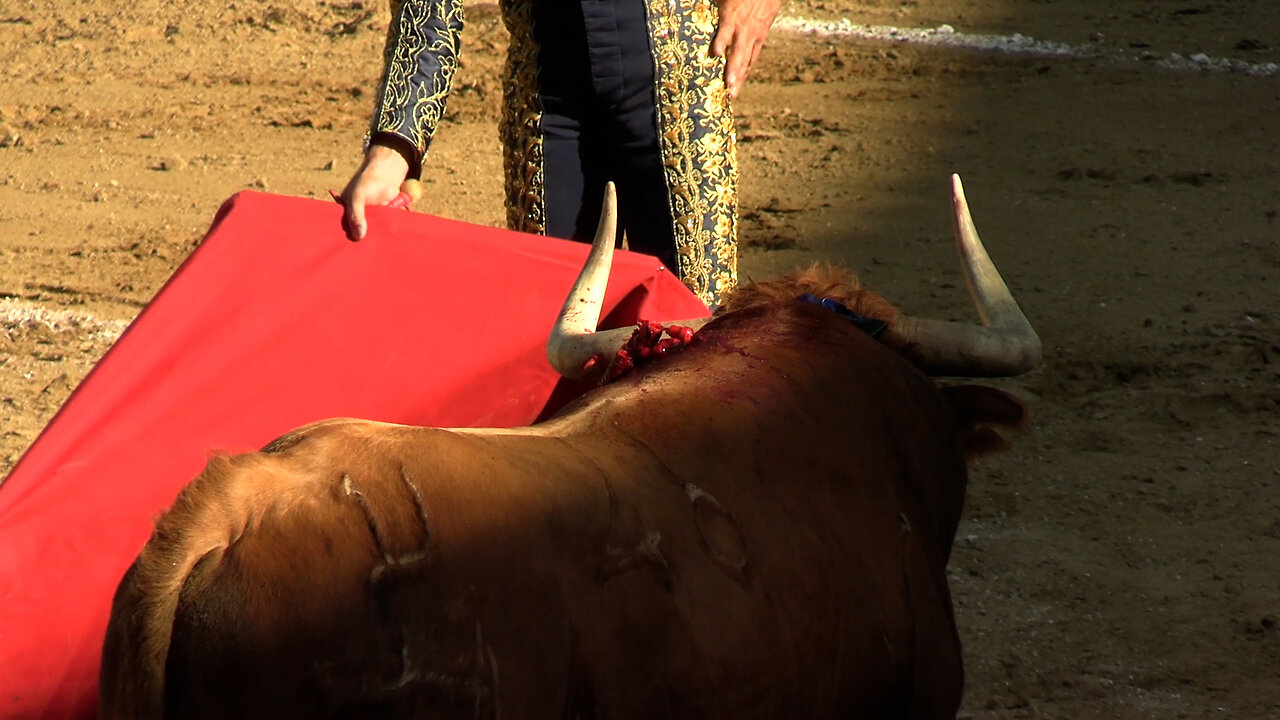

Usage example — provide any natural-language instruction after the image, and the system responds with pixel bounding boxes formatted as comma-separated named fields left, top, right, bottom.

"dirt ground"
left=2, top=0, right=1279, bottom=716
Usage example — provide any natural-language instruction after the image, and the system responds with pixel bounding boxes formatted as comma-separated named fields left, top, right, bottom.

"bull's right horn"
left=547, top=183, right=710, bottom=378
left=892, top=174, right=1042, bottom=376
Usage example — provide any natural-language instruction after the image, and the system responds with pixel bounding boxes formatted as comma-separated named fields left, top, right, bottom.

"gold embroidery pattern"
left=498, top=0, right=546, bottom=235
left=372, top=0, right=465, bottom=171
left=444, top=0, right=735, bottom=305
left=644, top=0, right=739, bottom=308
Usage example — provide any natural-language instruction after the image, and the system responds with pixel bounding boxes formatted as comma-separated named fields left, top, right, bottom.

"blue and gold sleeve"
left=369, top=0, right=466, bottom=178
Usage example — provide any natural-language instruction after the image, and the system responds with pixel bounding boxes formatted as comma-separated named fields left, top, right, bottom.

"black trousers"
left=531, top=0, right=677, bottom=270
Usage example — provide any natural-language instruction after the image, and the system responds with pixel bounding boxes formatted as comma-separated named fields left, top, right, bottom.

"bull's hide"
left=100, top=294, right=1026, bottom=719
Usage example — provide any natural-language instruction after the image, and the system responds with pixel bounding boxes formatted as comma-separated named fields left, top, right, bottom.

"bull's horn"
left=546, top=182, right=623, bottom=377
left=547, top=183, right=710, bottom=378
left=892, top=174, right=1042, bottom=376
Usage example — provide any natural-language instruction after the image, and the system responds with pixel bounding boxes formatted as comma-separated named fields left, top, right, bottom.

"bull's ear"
left=940, top=385, right=1029, bottom=466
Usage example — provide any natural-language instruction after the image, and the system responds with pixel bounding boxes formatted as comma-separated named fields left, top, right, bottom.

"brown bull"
left=100, top=176, right=1039, bottom=719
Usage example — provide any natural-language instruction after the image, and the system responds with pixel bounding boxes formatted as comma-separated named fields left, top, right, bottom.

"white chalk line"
left=776, top=16, right=1280, bottom=78
left=1, top=297, right=128, bottom=342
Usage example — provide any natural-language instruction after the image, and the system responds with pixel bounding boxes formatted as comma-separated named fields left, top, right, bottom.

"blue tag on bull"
left=796, top=293, right=889, bottom=339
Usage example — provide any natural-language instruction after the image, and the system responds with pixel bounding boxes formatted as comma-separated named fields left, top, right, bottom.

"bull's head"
left=547, top=176, right=1042, bottom=378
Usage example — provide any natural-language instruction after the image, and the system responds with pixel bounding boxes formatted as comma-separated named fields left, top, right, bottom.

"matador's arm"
left=368, top=0, right=466, bottom=178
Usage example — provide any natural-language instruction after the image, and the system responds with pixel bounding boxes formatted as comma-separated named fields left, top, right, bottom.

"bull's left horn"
left=546, top=183, right=636, bottom=377
left=892, top=174, right=1042, bottom=376
left=547, top=183, right=711, bottom=378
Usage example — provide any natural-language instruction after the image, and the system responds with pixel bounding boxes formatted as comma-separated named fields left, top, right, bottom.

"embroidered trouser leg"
left=504, top=0, right=738, bottom=308
left=533, top=0, right=678, bottom=270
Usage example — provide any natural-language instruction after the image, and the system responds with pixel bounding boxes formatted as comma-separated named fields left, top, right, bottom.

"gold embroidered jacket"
left=372, top=0, right=738, bottom=307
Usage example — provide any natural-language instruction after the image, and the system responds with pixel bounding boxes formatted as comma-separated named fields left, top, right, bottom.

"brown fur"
left=717, top=263, right=903, bottom=328
left=941, top=384, right=1030, bottom=464
left=100, top=274, right=1029, bottom=720
left=718, top=264, right=1028, bottom=466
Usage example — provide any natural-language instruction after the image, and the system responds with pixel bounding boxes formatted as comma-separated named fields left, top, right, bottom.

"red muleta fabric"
left=0, top=192, right=709, bottom=719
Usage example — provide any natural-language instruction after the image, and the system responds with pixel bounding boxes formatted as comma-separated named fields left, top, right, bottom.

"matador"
left=344, top=0, right=780, bottom=309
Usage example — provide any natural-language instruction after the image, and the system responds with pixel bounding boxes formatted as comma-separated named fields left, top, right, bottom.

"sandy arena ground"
left=2, top=0, right=1279, bottom=716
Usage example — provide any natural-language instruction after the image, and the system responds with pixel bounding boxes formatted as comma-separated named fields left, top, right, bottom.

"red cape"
left=0, top=192, right=709, bottom=719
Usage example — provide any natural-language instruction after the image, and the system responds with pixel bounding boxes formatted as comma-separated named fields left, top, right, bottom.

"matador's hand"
left=340, top=141, right=413, bottom=241
left=711, top=0, right=782, bottom=98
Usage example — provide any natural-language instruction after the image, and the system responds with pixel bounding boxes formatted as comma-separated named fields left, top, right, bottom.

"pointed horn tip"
left=950, top=173, right=968, bottom=205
